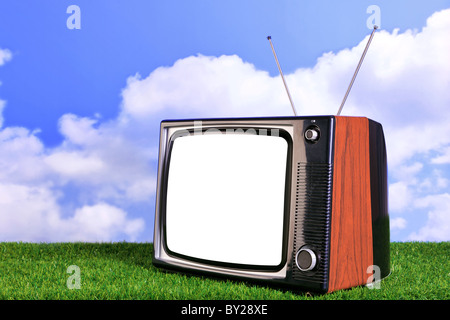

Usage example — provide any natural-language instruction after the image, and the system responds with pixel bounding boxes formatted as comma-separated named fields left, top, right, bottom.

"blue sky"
left=0, top=0, right=449, bottom=242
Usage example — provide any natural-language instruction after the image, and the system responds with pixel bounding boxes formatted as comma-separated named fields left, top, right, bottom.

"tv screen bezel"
left=158, top=125, right=294, bottom=272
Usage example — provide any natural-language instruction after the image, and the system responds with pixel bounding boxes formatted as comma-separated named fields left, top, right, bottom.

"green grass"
left=0, top=242, right=448, bottom=300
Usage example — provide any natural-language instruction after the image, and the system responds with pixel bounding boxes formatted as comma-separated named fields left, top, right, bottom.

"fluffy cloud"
left=0, top=182, right=144, bottom=242
left=0, top=183, right=60, bottom=241
left=0, top=126, right=47, bottom=184
left=65, top=203, right=145, bottom=242
left=0, top=100, right=5, bottom=128
left=431, top=146, right=450, bottom=164
left=390, top=217, right=407, bottom=231
left=0, top=48, right=12, bottom=127
left=410, top=194, right=450, bottom=241
left=0, top=84, right=154, bottom=241
left=0, top=121, right=147, bottom=242
left=120, top=54, right=289, bottom=120
left=389, top=181, right=413, bottom=213
left=0, top=52, right=148, bottom=241
left=0, top=48, right=12, bottom=66
left=51, top=113, right=157, bottom=202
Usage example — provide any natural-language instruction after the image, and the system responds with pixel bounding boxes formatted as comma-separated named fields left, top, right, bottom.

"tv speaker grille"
left=292, top=162, right=332, bottom=287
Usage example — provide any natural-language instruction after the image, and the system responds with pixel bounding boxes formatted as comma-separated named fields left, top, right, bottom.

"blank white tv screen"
left=165, top=131, right=288, bottom=266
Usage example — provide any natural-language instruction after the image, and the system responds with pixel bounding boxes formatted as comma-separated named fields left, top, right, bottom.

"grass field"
left=0, top=242, right=448, bottom=300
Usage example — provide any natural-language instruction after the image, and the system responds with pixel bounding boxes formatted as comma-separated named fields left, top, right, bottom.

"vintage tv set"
left=153, top=27, right=390, bottom=293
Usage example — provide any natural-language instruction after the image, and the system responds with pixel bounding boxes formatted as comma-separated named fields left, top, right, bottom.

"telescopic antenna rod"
left=267, top=36, right=298, bottom=116
left=336, top=26, right=378, bottom=116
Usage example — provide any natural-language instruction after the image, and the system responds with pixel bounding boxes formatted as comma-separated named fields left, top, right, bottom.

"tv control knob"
left=295, top=248, right=317, bottom=272
left=305, top=128, right=319, bottom=142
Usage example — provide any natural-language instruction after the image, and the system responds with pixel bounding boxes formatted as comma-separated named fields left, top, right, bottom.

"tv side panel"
left=328, top=116, right=373, bottom=293
left=368, top=120, right=390, bottom=279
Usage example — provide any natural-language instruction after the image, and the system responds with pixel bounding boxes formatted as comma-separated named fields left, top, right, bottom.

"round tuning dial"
left=295, top=248, right=317, bottom=272
left=304, top=127, right=320, bottom=142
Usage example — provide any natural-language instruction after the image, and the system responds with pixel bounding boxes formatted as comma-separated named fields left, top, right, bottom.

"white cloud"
left=67, top=203, right=145, bottom=242
left=0, top=121, right=149, bottom=242
left=389, top=181, right=413, bottom=213
left=45, top=151, right=104, bottom=177
left=420, top=169, right=449, bottom=191
left=47, top=113, right=156, bottom=200
left=0, top=99, right=5, bottom=128
left=431, top=146, right=450, bottom=164
left=0, top=48, right=12, bottom=128
left=0, top=48, right=12, bottom=66
left=390, top=217, right=407, bottom=230
left=0, top=182, right=144, bottom=242
left=58, top=113, right=101, bottom=146
left=0, top=100, right=151, bottom=242
left=410, top=193, right=450, bottom=241
left=120, top=54, right=292, bottom=120
left=0, top=126, right=47, bottom=183
left=0, top=183, right=60, bottom=241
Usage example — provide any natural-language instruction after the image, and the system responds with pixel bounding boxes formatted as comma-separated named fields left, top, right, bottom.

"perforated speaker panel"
left=292, top=162, right=332, bottom=288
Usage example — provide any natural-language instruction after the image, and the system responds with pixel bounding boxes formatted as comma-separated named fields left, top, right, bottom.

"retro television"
left=152, top=28, right=390, bottom=293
